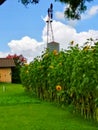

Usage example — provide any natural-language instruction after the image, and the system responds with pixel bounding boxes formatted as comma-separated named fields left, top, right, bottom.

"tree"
left=0, top=0, right=94, bottom=19
left=0, top=0, right=39, bottom=5
left=58, top=0, right=93, bottom=19
left=0, top=0, right=6, bottom=5
left=6, top=54, right=27, bottom=83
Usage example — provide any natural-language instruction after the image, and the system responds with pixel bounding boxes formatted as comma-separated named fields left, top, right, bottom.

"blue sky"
left=0, top=0, right=98, bottom=61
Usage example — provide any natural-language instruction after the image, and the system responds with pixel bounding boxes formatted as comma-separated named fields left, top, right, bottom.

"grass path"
left=0, top=83, right=98, bottom=130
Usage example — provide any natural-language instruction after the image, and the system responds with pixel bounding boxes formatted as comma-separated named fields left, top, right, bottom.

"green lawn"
left=0, top=83, right=97, bottom=130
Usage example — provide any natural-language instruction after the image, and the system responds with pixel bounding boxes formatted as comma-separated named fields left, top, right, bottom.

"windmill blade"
left=50, top=3, right=53, bottom=10
left=51, top=13, right=53, bottom=19
left=48, top=8, right=50, bottom=17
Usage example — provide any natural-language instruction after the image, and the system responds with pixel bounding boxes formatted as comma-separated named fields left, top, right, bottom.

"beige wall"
left=0, top=68, right=12, bottom=83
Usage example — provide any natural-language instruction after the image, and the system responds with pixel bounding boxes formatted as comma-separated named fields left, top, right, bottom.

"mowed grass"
left=0, top=83, right=98, bottom=130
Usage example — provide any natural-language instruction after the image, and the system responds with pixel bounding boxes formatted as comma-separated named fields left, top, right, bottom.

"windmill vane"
left=47, top=3, right=53, bottom=19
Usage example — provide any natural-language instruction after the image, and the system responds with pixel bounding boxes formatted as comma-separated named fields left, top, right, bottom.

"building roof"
left=0, top=58, right=15, bottom=68
left=48, top=41, right=59, bottom=45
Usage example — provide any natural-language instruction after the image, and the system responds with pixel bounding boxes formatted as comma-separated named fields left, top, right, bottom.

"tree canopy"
left=0, top=0, right=94, bottom=19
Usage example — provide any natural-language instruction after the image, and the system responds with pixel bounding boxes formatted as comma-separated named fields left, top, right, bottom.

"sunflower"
left=56, top=85, right=62, bottom=91
left=53, top=50, right=58, bottom=55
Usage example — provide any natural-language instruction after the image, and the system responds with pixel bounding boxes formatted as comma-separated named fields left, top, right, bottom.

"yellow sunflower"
left=56, top=85, right=62, bottom=91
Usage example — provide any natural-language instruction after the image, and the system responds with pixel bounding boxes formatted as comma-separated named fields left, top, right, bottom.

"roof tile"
left=0, top=58, right=15, bottom=68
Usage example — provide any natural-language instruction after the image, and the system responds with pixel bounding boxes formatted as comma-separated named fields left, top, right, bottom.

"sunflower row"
left=20, top=41, right=98, bottom=121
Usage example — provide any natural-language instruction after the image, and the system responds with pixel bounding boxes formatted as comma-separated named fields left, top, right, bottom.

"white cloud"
left=43, top=20, right=98, bottom=49
left=89, top=5, right=98, bottom=16
left=73, top=30, right=98, bottom=46
left=81, top=5, right=98, bottom=20
left=55, top=11, right=64, bottom=20
left=1, top=19, right=98, bottom=62
left=0, top=52, right=8, bottom=58
left=8, top=36, right=45, bottom=62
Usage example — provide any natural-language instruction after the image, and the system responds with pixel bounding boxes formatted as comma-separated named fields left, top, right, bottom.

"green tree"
left=0, top=0, right=94, bottom=19
left=56, top=0, right=93, bottom=19
left=6, top=54, right=27, bottom=83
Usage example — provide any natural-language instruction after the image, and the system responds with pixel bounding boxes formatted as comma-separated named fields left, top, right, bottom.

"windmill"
left=46, top=3, right=59, bottom=52
left=46, top=3, right=54, bottom=44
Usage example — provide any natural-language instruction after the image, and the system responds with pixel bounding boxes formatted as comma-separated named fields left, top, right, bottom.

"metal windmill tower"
left=46, top=3, right=54, bottom=43
left=46, top=3, right=59, bottom=52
